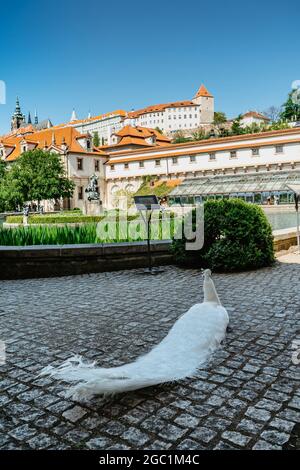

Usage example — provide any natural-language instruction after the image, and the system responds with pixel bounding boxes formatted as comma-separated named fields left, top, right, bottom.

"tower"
left=28, top=112, right=32, bottom=124
left=34, top=109, right=38, bottom=125
left=70, top=109, right=78, bottom=122
left=11, top=97, right=26, bottom=131
left=192, top=84, right=214, bottom=124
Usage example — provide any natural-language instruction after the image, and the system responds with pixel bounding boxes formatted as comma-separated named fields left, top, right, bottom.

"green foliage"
left=172, top=131, right=192, bottom=144
left=6, top=214, right=105, bottom=224
left=280, top=91, right=300, bottom=121
left=171, top=199, right=275, bottom=272
left=230, top=115, right=245, bottom=135
left=0, top=149, right=74, bottom=210
left=0, top=224, right=99, bottom=246
left=0, top=214, right=176, bottom=246
left=191, top=128, right=208, bottom=141
left=213, top=111, right=227, bottom=125
left=93, top=131, right=100, bottom=147
left=135, top=181, right=174, bottom=197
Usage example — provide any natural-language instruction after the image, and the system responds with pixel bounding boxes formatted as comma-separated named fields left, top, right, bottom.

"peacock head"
left=202, top=269, right=212, bottom=279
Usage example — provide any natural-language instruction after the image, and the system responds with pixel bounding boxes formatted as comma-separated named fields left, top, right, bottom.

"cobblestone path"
left=0, top=260, right=299, bottom=450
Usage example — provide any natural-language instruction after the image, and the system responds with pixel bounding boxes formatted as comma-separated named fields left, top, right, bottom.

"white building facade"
left=104, top=127, right=300, bottom=207
left=124, top=84, right=214, bottom=135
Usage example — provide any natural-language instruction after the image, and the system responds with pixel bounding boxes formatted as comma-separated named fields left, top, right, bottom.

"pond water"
left=0, top=210, right=297, bottom=231
left=264, top=211, right=297, bottom=231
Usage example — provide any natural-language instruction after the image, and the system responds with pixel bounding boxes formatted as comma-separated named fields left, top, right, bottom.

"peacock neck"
left=204, top=277, right=222, bottom=305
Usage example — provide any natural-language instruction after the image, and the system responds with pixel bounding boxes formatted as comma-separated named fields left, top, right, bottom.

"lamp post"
left=287, top=185, right=300, bottom=254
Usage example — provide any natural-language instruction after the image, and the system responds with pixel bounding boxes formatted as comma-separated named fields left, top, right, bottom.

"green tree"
left=191, top=128, right=208, bottom=141
left=230, top=115, right=245, bottom=135
left=172, top=131, right=191, bottom=144
left=280, top=91, right=300, bottom=122
left=93, top=131, right=100, bottom=147
left=213, top=111, right=227, bottom=125
left=2, top=149, right=74, bottom=210
left=0, top=160, right=5, bottom=179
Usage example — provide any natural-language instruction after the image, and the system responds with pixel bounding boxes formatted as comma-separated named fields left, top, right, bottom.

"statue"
left=85, top=174, right=100, bottom=201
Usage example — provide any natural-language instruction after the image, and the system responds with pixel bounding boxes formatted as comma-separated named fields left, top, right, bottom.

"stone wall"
left=0, top=240, right=173, bottom=280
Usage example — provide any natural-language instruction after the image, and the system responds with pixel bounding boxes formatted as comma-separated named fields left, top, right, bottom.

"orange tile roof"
left=242, top=111, right=270, bottom=121
left=100, top=125, right=170, bottom=151
left=59, top=109, right=127, bottom=127
left=0, top=126, right=107, bottom=162
left=127, top=100, right=197, bottom=119
left=194, top=84, right=213, bottom=98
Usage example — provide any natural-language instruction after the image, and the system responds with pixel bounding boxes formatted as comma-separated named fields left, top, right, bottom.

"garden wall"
left=0, top=241, right=173, bottom=280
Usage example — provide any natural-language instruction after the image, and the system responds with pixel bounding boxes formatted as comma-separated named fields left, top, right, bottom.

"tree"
left=280, top=91, right=300, bottom=122
left=191, top=128, right=208, bottom=141
left=93, top=131, right=100, bottom=147
left=230, top=115, right=245, bottom=135
left=2, top=149, right=74, bottom=210
left=172, top=131, right=191, bottom=144
left=213, top=111, right=227, bottom=125
left=263, top=106, right=281, bottom=123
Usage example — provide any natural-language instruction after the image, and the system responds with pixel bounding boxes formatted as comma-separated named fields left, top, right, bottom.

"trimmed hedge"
left=6, top=215, right=105, bottom=224
left=171, top=199, right=275, bottom=272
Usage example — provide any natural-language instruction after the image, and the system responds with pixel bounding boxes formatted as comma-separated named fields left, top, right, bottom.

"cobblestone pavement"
left=0, top=260, right=299, bottom=450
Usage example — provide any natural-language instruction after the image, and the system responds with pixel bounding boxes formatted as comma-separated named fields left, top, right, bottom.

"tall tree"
left=280, top=91, right=300, bottom=121
left=230, top=115, right=245, bottom=135
left=93, top=131, right=100, bottom=147
left=2, top=149, right=74, bottom=209
left=213, top=111, right=227, bottom=125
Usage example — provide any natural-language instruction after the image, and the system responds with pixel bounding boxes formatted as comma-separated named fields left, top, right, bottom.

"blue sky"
left=0, top=0, right=299, bottom=134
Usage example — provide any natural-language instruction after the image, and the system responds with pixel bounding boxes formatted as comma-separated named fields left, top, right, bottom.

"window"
left=77, top=158, right=83, bottom=170
left=252, top=148, right=260, bottom=156
left=94, top=160, right=99, bottom=171
left=124, top=163, right=129, bottom=169
left=230, top=150, right=237, bottom=159
left=275, top=145, right=284, bottom=154
left=86, top=140, right=91, bottom=150
left=22, top=145, right=27, bottom=152
left=190, top=155, right=196, bottom=162
left=209, top=153, right=216, bottom=160
left=172, top=157, right=178, bottom=164
left=78, top=186, right=83, bottom=200
left=155, top=159, right=161, bottom=166
left=110, top=164, right=115, bottom=171
left=139, top=161, right=144, bottom=168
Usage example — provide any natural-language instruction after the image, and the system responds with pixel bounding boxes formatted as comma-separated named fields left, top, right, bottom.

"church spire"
left=70, top=109, right=77, bottom=122
left=28, top=112, right=32, bottom=124
left=11, top=97, right=25, bottom=131
left=34, top=109, right=38, bottom=125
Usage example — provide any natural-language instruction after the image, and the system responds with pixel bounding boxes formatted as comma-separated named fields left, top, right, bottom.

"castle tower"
left=192, top=84, right=214, bottom=124
left=11, top=97, right=26, bottom=131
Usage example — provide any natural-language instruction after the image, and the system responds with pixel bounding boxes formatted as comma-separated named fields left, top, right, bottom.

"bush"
left=6, top=214, right=105, bottom=224
left=171, top=199, right=275, bottom=272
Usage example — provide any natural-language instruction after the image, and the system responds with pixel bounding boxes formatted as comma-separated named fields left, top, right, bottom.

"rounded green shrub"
left=171, top=199, right=275, bottom=272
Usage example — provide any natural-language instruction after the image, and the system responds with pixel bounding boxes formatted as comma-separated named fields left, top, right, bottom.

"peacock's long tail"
left=40, top=272, right=229, bottom=400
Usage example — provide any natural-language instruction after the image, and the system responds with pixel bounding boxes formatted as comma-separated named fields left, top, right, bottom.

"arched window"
left=111, top=185, right=120, bottom=195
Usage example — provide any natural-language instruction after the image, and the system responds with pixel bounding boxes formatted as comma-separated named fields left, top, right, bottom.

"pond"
left=265, top=211, right=297, bottom=231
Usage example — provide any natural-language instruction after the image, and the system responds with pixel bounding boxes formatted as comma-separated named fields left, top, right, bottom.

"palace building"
left=103, top=126, right=300, bottom=208
left=62, top=83, right=214, bottom=145
left=2, top=108, right=300, bottom=211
